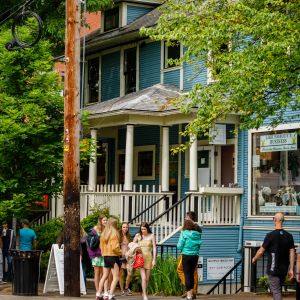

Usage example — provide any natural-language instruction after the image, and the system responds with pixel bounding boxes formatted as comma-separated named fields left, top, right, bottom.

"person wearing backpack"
left=87, top=215, right=107, bottom=300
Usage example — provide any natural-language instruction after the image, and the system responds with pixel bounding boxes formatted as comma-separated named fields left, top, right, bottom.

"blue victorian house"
left=73, top=0, right=300, bottom=293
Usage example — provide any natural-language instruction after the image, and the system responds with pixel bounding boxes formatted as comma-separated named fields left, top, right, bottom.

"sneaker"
left=103, top=292, right=109, bottom=300
left=181, top=292, right=187, bottom=298
left=108, top=295, right=116, bottom=300
left=125, top=288, right=132, bottom=296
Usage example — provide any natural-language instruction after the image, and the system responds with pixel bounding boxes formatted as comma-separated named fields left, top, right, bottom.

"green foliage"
left=142, top=0, right=300, bottom=137
left=80, top=207, right=114, bottom=232
left=0, top=27, right=64, bottom=220
left=131, top=256, right=185, bottom=295
left=0, top=0, right=113, bottom=55
left=147, top=256, right=184, bottom=296
left=131, top=269, right=142, bottom=292
left=34, top=217, right=64, bottom=251
left=258, top=275, right=269, bottom=292
left=40, top=250, right=51, bottom=281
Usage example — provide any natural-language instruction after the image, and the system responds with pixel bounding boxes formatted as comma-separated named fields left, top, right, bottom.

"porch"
left=79, top=184, right=244, bottom=243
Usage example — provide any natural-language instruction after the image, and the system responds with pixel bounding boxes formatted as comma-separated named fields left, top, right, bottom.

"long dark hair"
left=139, top=222, right=152, bottom=238
left=182, top=219, right=197, bottom=231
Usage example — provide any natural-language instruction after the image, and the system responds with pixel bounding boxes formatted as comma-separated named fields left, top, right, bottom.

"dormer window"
left=164, top=41, right=180, bottom=68
left=104, top=7, right=119, bottom=32
left=87, top=58, right=99, bottom=103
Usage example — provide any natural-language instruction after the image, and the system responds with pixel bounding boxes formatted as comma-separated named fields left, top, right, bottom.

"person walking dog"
left=252, top=213, right=294, bottom=300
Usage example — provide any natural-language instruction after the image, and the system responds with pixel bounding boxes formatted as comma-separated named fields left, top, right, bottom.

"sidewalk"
left=0, top=282, right=295, bottom=300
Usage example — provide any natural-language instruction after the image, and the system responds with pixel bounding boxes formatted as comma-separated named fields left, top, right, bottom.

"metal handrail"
left=149, top=193, right=191, bottom=226
left=128, top=194, right=169, bottom=224
left=206, top=259, right=243, bottom=295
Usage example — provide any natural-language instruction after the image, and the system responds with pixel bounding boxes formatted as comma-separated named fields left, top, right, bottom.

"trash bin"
left=9, top=250, right=42, bottom=296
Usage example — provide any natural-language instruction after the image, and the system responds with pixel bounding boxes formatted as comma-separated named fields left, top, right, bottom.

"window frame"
left=104, top=7, right=120, bottom=32
left=86, top=57, right=100, bottom=104
left=133, top=145, right=156, bottom=180
left=164, top=41, right=181, bottom=69
left=247, top=123, right=300, bottom=219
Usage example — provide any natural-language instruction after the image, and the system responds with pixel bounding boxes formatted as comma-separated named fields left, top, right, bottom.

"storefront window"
left=251, top=129, right=300, bottom=216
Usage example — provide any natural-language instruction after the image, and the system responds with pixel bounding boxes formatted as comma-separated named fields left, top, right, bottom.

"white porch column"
left=124, top=124, right=134, bottom=191
left=189, top=135, right=198, bottom=191
left=88, top=129, right=97, bottom=191
left=161, top=126, right=169, bottom=192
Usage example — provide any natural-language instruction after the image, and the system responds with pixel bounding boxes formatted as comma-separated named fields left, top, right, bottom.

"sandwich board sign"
left=43, top=244, right=86, bottom=295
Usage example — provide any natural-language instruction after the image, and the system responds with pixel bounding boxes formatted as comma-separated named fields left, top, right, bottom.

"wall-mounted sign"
left=207, top=257, right=234, bottom=280
left=210, top=124, right=226, bottom=145
left=260, top=132, right=297, bottom=152
left=197, top=256, right=203, bottom=282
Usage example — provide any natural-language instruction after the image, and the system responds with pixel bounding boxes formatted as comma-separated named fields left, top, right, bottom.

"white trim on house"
left=133, top=145, right=156, bottom=180
left=180, top=43, right=184, bottom=90
left=120, top=48, right=125, bottom=97
left=121, top=2, right=127, bottom=27
left=247, top=122, right=300, bottom=218
left=160, top=41, right=164, bottom=84
left=136, top=44, right=140, bottom=92
left=99, top=56, right=102, bottom=102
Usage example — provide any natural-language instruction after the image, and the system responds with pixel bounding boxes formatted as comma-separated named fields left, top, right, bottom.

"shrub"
left=80, top=206, right=121, bottom=232
left=258, top=275, right=269, bottom=292
left=34, top=217, right=64, bottom=251
left=40, top=250, right=51, bottom=281
left=148, top=256, right=184, bottom=296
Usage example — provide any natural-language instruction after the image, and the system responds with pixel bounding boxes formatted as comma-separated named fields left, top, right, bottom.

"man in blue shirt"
left=19, top=219, right=37, bottom=251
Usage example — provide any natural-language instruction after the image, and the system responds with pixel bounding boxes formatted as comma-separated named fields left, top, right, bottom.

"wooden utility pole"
left=63, top=0, right=81, bottom=297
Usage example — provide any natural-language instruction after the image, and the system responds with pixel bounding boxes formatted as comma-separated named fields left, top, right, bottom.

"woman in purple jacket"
left=87, top=215, right=107, bottom=300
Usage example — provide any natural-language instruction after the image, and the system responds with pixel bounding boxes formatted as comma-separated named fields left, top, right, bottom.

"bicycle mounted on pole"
left=0, top=0, right=43, bottom=50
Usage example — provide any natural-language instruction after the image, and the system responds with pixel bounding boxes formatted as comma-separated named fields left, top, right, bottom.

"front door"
left=197, top=147, right=213, bottom=187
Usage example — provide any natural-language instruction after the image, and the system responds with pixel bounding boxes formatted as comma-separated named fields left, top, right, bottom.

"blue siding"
left=133, top=126, right=160, bottom=187
left=163, top=69, right=180, bottom=88
left=164, top=227, right=241, bottom=284
left=139, top=42, right=161, bottom=90
left=117, top=126, right=161, bottom=187
left=101, top=138, right=115, bottom=184
left=118, top=127, right=126, bottom=149
left=101, top=51, right=120, bottom=101
left=127, top=5, right=153, bottom=24
left=183, top=59, right=207, bottom=91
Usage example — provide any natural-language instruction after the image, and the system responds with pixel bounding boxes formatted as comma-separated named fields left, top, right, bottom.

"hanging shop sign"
left=260, top=132, right=297, bottom=152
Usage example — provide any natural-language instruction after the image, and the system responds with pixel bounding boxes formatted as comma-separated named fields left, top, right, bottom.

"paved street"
left=0, top=282, right=296, bottom=300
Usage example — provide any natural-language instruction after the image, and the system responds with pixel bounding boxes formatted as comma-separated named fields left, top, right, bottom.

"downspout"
left=237, top=130, right=245, bottom=254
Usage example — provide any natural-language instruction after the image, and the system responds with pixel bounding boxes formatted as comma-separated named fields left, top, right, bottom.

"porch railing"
left=80, top=184, right=173, bottom=222
left=190, top=187, right=243, bottom=225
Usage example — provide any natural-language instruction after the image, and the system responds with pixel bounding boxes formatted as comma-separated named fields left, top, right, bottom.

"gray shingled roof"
left=85, top=84, right=183, bottom=116
left=84, top=5, right=162, bottom=50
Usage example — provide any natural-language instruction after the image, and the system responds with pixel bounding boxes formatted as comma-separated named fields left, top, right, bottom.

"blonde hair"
left=96, top=215, right=107, bottom=233
left=80, top=226, right=86, bottom=239
left=101, top=218, right=120, bottom=243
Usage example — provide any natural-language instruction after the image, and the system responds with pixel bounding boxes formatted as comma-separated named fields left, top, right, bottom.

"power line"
left=0, top=0, right=35, bottom=26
